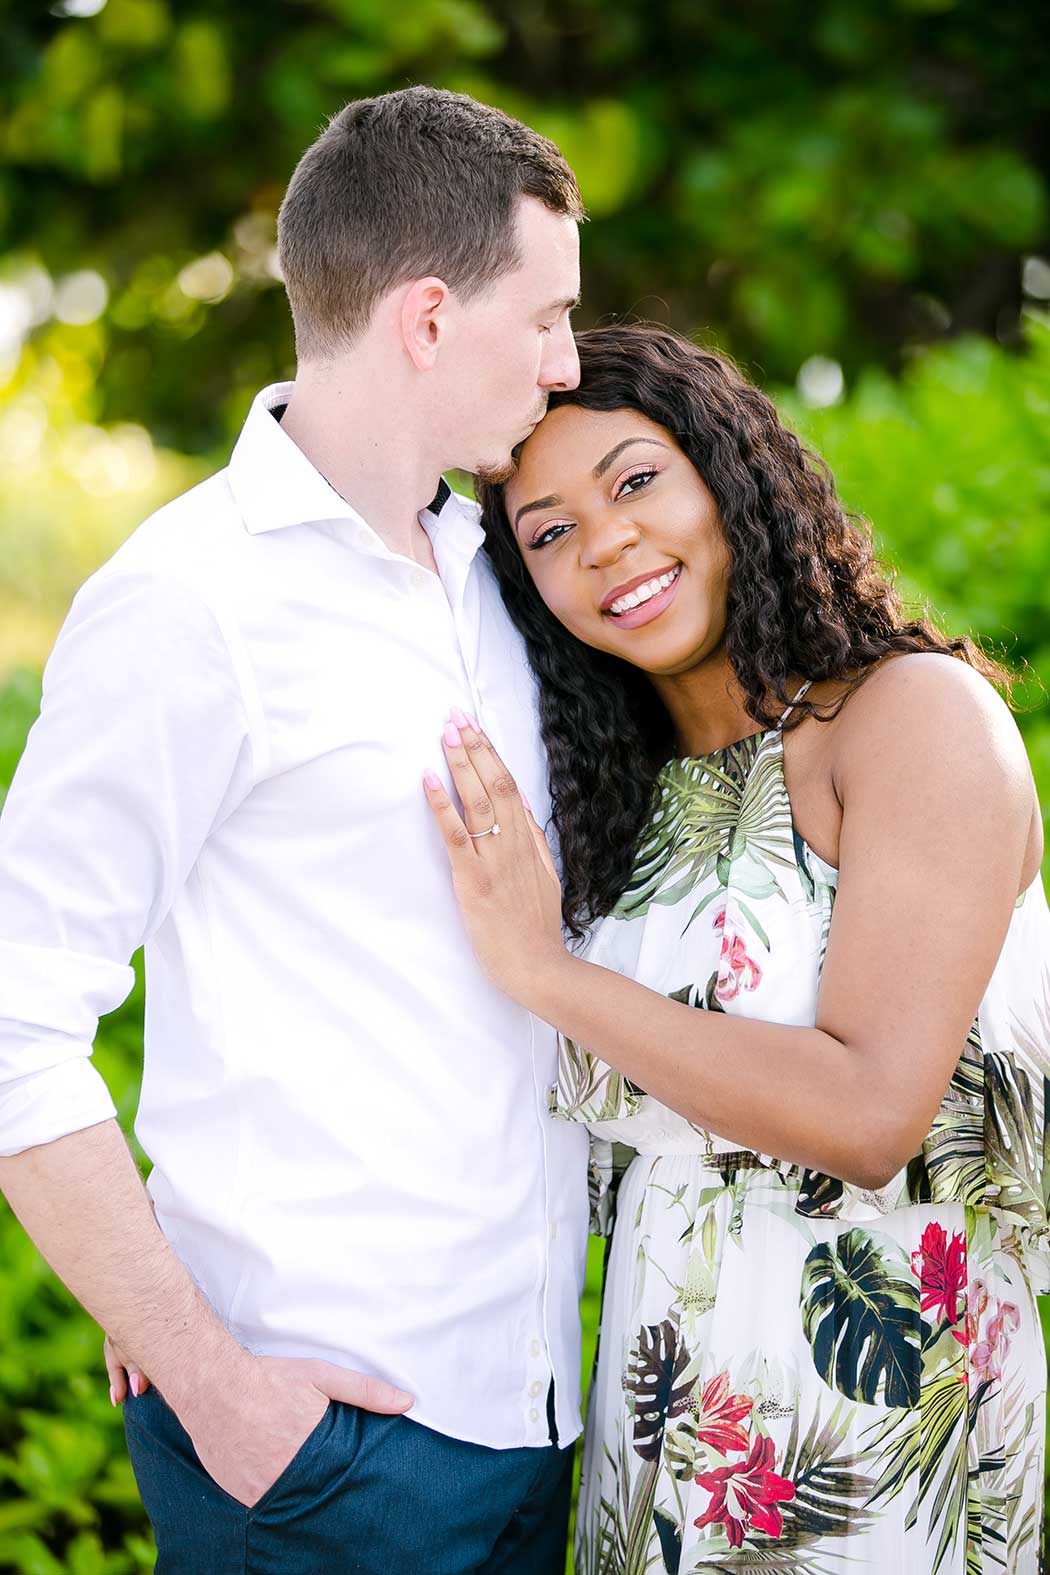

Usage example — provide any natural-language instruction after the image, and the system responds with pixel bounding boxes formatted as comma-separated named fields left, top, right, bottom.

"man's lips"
left=600, top=563, right=681, bottom=613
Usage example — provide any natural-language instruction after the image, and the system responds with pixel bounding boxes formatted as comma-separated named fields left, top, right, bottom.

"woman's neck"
left=651, top=660, right=802, bottom=756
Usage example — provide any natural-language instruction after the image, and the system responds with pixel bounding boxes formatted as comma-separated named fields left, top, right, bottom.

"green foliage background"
left=0, top=0, right=1048, bottom=1568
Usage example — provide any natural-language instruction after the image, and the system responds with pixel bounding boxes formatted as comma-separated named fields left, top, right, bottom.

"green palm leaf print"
left=614, top=735, right=796, bottom=930
left=911, top=1024, right=986, bottom=1209
left=864, top=1364, right=968, bottom=1573
left=775, top=1398, right=877, bottom=1544
left=984, top=1050, right=1044, bottom=1225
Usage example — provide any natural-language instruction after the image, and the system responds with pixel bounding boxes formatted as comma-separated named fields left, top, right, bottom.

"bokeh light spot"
left=796, top=355, right=845, bottom=408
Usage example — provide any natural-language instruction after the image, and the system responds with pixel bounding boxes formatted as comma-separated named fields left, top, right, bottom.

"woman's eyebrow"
left=513, top=493, right=563, bottom=531
left=592, top=437, right=669, bottom=479
left=512, top=438, right=670, bottom=533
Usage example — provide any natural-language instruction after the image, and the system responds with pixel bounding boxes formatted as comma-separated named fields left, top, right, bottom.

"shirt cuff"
left=0, top=1056, right=118, bottom=1157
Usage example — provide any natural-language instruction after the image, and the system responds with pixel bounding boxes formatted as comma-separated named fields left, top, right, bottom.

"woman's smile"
left=601, top=562, right=683, bottom=629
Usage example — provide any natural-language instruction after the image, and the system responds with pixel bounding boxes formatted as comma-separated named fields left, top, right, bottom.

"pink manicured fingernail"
left=468, top=714, right=481, bottom=733
left=520, top=793, right=532, bottom=813
left=423, top=768, right=441, bottom=790
left=449, top=705, right=470, bottom=730
left=109, top=1384, right=118, bottom=1407
left=130, top=1373, right=141, bottom=1397
left=443, top=721, right=461, bottom=747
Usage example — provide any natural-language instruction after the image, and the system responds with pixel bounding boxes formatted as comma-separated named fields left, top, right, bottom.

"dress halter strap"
left=776, top=679, right=814, bottom=729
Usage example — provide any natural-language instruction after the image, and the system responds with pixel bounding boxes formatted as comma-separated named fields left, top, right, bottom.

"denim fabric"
left=123, top=1386, right=573, bottom=1574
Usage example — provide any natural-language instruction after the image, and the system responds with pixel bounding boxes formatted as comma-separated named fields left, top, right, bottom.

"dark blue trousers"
left=123, top=1385, right=573, bottom=1574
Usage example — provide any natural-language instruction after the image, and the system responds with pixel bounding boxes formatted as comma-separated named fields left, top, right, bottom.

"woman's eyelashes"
left=614, top=466, right=658, bottom=499
left=527, top=468, right=660, bottom=551
left=529, top=520, right=572, bottom=550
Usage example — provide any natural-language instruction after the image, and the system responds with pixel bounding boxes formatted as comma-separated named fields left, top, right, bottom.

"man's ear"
left=400, top=277, right=451, bottom=371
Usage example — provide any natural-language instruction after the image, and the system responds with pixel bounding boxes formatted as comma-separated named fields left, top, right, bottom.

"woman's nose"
left=578, top=512, right=640, bottom=570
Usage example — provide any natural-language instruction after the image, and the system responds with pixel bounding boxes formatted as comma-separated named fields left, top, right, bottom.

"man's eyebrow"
left=512, top=438, right=670, bottom=533
left=540, top=294, right=582, bottom=317
left=592, top=437, right=669, bottom=480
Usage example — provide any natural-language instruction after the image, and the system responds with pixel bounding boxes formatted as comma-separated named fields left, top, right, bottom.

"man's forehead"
left=513, top=198, right=579, bottom=262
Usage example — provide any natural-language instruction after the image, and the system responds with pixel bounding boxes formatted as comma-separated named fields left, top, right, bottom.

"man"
left=0, top=86, right=588, bottom=1573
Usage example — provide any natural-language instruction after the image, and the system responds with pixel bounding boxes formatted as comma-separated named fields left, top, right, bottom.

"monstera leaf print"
left=800, top=1229, right=921, bottom=1408
left=614, top=735, right=796, bottom=929
left=624, top=1320, right=695, bottom=1462
left=796, top=1168, right=845, bottom=1219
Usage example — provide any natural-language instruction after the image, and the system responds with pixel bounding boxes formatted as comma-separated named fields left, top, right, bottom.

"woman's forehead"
left=508, top=406, right=673, bottom=497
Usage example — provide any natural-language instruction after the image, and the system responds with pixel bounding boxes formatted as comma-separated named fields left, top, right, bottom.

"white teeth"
left=608, top=565, right=680, bottom=617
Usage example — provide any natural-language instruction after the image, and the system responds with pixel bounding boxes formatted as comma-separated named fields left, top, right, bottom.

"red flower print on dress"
left=910, top=1221, right=966, bottom=1325
left=712, top=911, right=763, bottom=1003
left=694, top=1371, right=753, bottom=1456
left=694, top=1433, right=796, bottom=1548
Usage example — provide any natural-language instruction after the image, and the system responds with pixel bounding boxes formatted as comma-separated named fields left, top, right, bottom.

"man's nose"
left=540, top=322, right=580, bottom=392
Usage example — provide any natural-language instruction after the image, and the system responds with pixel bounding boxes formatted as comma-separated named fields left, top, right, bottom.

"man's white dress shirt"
left=0, top=383, right=590, bottom=1450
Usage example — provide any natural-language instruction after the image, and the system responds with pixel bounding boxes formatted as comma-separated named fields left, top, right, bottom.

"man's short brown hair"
left=277, top=85, right=584, bottom=361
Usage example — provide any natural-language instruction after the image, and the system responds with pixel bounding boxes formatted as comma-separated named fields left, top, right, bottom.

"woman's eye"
left=616, top=467, right=657, bottom=499
left=529, top=522, right=571, bottom=550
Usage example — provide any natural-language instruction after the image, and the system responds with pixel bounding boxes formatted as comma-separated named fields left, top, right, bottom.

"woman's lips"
left=603, top=565, right=683, bottom=630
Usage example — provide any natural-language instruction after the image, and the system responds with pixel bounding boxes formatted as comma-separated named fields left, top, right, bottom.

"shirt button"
left=529, top=1380, right=543, bottom=1398
left=550, top=1220, right=558, bottom=1240
left=529, top=1339, right=541, bottom=1358
left=528, top=1407, right=539, bottom=1424
left=412, top=569, right=428, bottom=589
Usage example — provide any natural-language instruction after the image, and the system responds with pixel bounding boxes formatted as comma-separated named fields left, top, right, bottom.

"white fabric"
left=0, top=382, right=589, bottom=1450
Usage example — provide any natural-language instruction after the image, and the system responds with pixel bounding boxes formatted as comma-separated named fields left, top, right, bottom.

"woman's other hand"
left=104, top=1333, right=150, bottom=1405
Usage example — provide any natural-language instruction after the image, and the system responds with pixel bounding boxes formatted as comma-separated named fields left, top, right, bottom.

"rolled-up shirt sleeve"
left=0, top=567, right=254, bottom=1155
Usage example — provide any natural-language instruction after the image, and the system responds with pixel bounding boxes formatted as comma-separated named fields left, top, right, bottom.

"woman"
left=421, top=323, right=1050, bottom=1573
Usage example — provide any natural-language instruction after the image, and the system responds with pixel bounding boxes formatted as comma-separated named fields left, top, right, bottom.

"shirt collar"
left=227, top=382, right=482, bottom=560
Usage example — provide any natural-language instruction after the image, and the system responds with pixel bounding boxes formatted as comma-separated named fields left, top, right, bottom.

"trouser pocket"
left=123, top=1387, right=248, bottom=1574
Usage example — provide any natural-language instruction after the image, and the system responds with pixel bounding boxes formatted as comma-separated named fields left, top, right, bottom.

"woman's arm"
left=426, top=656, right=1039, bottom=1188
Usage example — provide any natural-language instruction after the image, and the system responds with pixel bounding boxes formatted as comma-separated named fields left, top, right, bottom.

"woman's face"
left=503, top=404, right=731, bottom=677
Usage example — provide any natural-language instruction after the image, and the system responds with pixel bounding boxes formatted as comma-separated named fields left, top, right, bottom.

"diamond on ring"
left=468, top=823, right=501, bottom=839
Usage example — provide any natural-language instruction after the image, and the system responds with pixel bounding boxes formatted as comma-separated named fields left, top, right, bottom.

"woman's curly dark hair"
left=478, top=322, right=1010, bottom=941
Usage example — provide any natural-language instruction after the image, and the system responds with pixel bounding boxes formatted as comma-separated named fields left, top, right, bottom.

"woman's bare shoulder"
left=825, top=652, right=1042, bottom=880
left=830, top=651, right=1019, bottom=750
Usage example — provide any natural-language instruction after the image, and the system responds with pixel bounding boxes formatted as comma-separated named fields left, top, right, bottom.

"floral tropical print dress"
left=553, top=695, right=1050, bottom=1574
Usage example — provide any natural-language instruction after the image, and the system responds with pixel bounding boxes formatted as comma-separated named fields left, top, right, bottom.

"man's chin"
left=474, top=452, right=519, bottom=487
left=474, top=434, right=533, bottom=487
